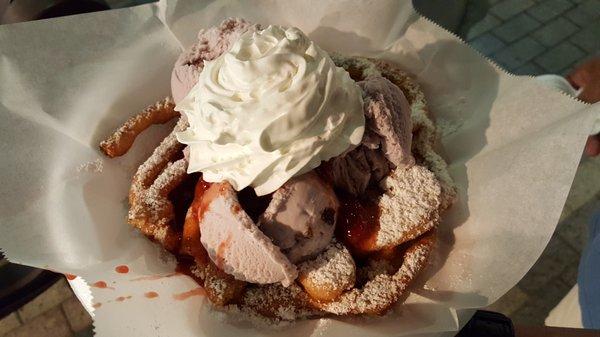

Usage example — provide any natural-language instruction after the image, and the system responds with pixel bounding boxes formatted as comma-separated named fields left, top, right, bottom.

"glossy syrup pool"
left=335, top=191, right=381, bottom=254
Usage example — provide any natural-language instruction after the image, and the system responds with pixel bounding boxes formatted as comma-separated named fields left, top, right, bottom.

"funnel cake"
left=99, top=18, right=456, bottom=322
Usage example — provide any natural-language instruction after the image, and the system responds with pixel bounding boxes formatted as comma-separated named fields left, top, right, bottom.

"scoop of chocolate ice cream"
left=322, top=76, right=414, bottom=195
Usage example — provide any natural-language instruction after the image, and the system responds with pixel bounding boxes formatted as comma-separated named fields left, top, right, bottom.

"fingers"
left=585, top=135, right=600, bottom=157
left=567, top=57, right=600, bottom=104
left=578, top=86, right=600, bottom=104
left=566, top=69, right=585, bottom=90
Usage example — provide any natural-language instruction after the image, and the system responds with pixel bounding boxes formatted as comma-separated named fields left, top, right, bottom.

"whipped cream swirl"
left=176, top=25, right=364, bottom=195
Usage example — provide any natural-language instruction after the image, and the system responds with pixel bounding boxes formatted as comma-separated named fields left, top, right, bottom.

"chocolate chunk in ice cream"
left=322, top=76, right=414, bottom=195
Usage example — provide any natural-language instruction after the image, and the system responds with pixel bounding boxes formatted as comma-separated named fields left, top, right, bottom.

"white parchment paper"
left=0, top=0, right=598, bottom=336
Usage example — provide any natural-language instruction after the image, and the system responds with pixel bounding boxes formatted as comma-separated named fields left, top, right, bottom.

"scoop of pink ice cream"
left=170, top=18, right=256, bottom=103
left=259, top=172, right=339, bottom=263
left=199, top=182, right=298, bottom=287
left=360, top=76, right=414, bottom=168
left=322, top=76, right=414, bottom=195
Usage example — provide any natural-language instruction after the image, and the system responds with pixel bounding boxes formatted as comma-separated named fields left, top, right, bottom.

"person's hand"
left=568, top=57, right=600, bottom=104
left=567, top=57, right=600, bottom=156
left=583, top=134, right=600, bottom=157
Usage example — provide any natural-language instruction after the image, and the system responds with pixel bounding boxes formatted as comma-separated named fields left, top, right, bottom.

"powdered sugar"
left=321, top=236, right=433, bottom=315
left=219, top=305, right=294, bottom=328
left=359, top=259, right=395, bottom=281
left=153, top=226, right=168, bottom=242
left=99, top=97, right=177, bottom=157
left=190, top=264, right=205, bottom=279
left=76, top=158, right=103, bottom=173
left=332, top=53, right=381, bottom=80
left=371, top=58, right=457, bottom=210
left=238, top=284, right=317, bottom=321
left=205, top=276, right=227, bottom=298
left=376, top=165, right=441, bottom=248
left=299, top=241, right=354, bottom=290
left=127, top=117, right=188, bottom=248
